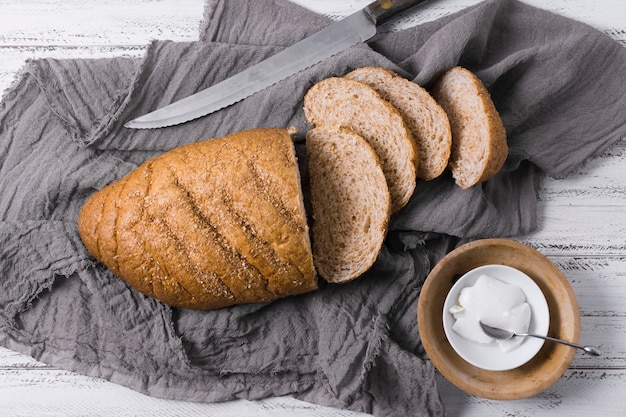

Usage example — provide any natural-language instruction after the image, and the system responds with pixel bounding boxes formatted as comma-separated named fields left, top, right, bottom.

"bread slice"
left=78, top=128, right=317, bottom=310
left=303, top=77, right=418, bottom=212
left=306, top=126, right=390, bottom=283
left=345, top=67, right=452, bottom=181
left=431, top=67, right=508, bottom=189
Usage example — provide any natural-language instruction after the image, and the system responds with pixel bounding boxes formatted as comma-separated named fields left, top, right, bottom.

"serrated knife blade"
left=125, top=0, right=428, bottom=129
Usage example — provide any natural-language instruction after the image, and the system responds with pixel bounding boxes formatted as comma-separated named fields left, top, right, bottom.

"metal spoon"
left=479, top=321, right=601, bottom=356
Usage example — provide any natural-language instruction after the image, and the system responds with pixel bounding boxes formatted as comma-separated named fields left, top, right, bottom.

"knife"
left=125, top=0, right=429, bottom=129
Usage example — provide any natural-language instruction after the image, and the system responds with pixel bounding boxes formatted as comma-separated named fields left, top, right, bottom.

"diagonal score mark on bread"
left=78, top=128, right=317, bottom=310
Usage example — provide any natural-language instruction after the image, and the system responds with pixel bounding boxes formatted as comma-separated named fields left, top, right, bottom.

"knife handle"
left=365, top=0, right=428, bottom=24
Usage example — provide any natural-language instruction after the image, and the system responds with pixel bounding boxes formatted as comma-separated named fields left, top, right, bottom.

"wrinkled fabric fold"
left=1, top=0, right=625, bottom=416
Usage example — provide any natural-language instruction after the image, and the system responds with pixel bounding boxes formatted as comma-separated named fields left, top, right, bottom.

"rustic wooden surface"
left=0, top=0, right=624, bottom=415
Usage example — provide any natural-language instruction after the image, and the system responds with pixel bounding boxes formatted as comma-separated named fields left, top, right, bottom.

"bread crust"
left=78, top=128, right=317, bottom=309
left=431, top=67, right=508, bottom=188
left=345, top=67, right=452, bottom=181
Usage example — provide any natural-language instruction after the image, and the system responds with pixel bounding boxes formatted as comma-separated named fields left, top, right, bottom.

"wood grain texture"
left=0, top=0, right=624, bottom=416
left=0, top=0, right=205, bottom=46
left=438, top=369, right=626, bottom=417
left=539, top=141, right=626, bottom=205
left=0, top=368, right=371, bottom=417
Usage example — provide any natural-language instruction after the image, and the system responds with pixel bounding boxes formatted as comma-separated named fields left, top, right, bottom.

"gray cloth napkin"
left=1, top=0, right=625, bottom=416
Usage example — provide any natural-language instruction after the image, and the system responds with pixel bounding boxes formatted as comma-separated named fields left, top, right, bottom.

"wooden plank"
left=0, top=0, right=204, bottom=47
left=0, top=347, right=49, bottom=369
left=539, top=141, right=626, bottom=205
left=437, top=369, right=626, bottom=417
left=0, top=366, right=623, bottom=417
left=0, top=368, right=368, bottom=417
left=572, top=316, right=626, bottom=369
left=0, top=0, right=205, bottom=93
left=550, top=257, right=626, bottom=317
left=519, top=139, right=626, bottom=255
left=516, top=205, right=626, bottom=257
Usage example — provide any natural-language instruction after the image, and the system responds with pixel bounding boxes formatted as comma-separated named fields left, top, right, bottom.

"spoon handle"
left=524, top=334, right=601, bottom=356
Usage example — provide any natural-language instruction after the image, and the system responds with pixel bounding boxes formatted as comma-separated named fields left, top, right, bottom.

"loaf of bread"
left=78, top=128, right=317, bottom=310
left=303, top=77, right=418, bottom=213
left=431, top=66, right=508, bottom=189
left=78, top=66, right=507, bottom=309
left=345, top=67, right=452, bottom=181
left=306, top=126, right=390, bottom=283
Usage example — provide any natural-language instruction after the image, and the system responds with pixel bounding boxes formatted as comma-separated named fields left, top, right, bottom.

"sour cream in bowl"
left=443, top=264, right=550, bottom=371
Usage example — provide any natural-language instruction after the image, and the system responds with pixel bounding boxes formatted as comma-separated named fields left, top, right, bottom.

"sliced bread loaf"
left=306, top=125, right=391, bottom=283
left=345, top=67, right=452, bottom=181
left=303, top=77, right=418, bottom=212
left=78, top=128, right=317, bottom=310
left=431, top=66, right=508, bottom=189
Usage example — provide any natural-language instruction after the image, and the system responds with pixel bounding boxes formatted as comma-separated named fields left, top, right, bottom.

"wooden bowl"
left=418, top=238, right=580, bottom=400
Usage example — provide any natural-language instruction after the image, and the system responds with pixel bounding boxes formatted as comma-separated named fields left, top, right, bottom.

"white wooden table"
left=0, top=1, right=624, bottom=415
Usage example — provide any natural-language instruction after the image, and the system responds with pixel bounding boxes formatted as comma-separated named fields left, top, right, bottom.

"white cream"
left=449, top=274, right=531, bottom=352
